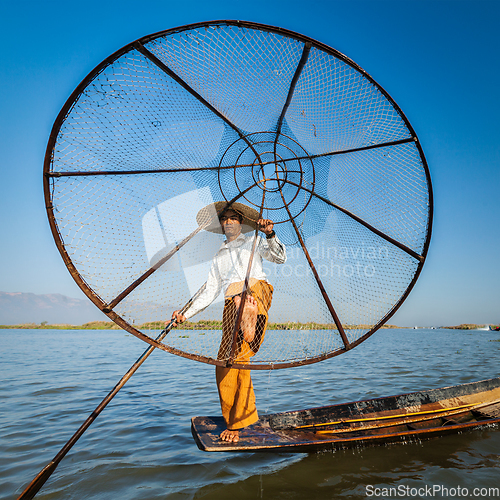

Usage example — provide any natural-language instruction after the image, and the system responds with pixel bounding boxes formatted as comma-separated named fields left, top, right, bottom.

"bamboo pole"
left=16, top=285, right=206, bottom=500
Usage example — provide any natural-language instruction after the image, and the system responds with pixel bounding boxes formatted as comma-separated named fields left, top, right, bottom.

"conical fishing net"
left=44, top=21, right=432, bottom=369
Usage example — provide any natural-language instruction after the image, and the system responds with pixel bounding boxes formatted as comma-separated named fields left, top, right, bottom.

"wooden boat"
left=192, top=377, right=500, bottom=453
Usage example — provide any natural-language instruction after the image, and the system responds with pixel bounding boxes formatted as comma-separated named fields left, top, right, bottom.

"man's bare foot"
left=220, top=428, right=240, bottom=443
left=233, top=295, right=258, bottom=342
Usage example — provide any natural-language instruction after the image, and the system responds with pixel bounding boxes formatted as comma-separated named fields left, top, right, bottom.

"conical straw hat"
left=196, top=201, right=260, bottom=234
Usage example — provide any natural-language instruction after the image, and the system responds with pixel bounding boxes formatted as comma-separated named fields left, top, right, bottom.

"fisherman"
left=171, top=202, right=286, bottom=443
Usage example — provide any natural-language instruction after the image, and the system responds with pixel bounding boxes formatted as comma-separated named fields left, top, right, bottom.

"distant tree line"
left=1, top=320, right=404, bottom=330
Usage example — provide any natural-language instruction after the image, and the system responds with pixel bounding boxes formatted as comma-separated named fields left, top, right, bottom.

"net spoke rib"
left=46, top=138, right=415, bottom=178
left=283, top=179, right=424, bottom=262
left=278, top=189, right=350, bottom=350
left=300, top=137, right=416, bottom=163
left=275, top=42, right=311, bottom=138
left=135, top=41, right=265, bottom=167
left=104, top=183, right=259, bottom=311
left=290, top=211, right=350, bottom=349
left=272, top=42, right=311, bottom=197
left=46, top=164, right=242, bottom=178
left=270, top=44, right=349, bottom=349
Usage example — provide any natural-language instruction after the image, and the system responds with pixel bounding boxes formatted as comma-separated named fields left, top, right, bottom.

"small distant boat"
left=490, top=325, right=500, bottom=332
left=192, top=377, right=500, bottom=453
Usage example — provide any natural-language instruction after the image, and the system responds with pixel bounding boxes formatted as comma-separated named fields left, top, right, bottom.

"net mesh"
left=46, top=21, right=431, bottom=368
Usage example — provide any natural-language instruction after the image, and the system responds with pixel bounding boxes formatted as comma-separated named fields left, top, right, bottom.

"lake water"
left=2, top=328, right=499, bottom=499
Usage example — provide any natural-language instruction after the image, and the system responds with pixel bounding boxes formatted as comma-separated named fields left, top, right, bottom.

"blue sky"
left=1, top=0, right=499, bottom=326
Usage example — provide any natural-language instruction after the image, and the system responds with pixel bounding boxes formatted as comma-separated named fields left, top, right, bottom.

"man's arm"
left=170, top=258, right=222, bottom=326
left=257, top=218, right=287, bottom=264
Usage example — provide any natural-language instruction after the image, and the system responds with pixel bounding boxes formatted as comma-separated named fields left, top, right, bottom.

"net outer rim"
left=42, top=20, right=434, bottom=370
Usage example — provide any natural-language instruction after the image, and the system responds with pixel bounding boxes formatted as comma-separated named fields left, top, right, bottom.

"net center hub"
left=254, top=158, right=287, bottom=193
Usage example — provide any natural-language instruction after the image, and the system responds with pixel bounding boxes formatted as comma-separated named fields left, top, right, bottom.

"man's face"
left=220, top=210, right=242, bottom=238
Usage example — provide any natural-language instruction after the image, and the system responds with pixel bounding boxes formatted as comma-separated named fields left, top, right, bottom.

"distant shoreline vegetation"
left=1, top=322, right=497, bottom=331
left=441, top=324, right=497, bottom=330
left=2, top=320, right=401, bottom=330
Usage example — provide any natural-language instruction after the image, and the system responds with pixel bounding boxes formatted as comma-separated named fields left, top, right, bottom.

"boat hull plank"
left=191, top=378, right=500, bottom=453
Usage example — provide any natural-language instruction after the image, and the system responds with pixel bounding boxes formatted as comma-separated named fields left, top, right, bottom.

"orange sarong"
left=215, top=279, right=273, bottom=430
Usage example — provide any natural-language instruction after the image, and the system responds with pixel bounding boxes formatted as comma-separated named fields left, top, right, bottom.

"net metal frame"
left=44, top=20, right=433, bottom=369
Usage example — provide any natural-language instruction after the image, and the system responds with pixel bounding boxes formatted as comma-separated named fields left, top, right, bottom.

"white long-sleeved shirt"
left=185, top=232, right=287, bottom=319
